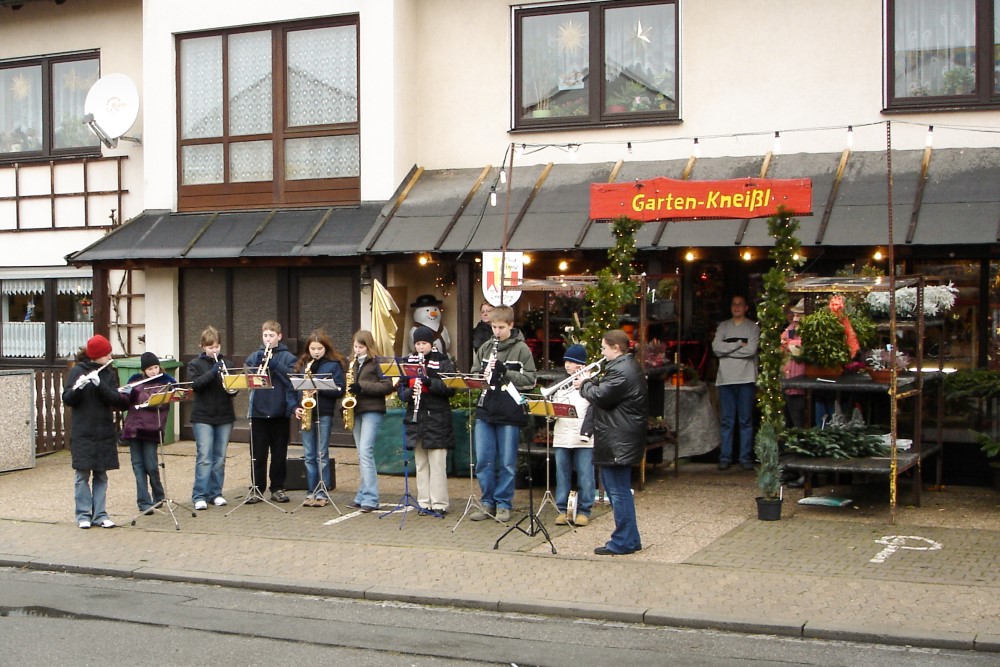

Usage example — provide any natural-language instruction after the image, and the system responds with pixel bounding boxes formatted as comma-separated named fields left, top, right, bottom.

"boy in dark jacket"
left=244, top=320, right=297, bottom=503
left=470, top=305, right=536, bottom=522
left=62, top=334, right=129, bottom=529
left=403, top=326, right=456, bottom=514
left=121, top=352, right=177, bottom=513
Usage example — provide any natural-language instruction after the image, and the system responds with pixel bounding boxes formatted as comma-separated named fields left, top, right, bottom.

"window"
left=1, top=277, right=93, bottom=360
left=514, top=1, right=678, bottom=129
left=177, top=17, right=360, bottom=211
left=0, top=52, right=101, bottom=159
left=887, top=0, right=1000, bottom=110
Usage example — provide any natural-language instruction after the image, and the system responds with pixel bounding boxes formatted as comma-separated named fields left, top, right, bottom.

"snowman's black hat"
left=410, top=294, right=443, bottom=308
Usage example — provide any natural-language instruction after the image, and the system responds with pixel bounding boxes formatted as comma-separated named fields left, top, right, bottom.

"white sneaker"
left=78, top=520, right=91, bottom=529
left=194, top=500, right=208, bottom=510
left=99, top=519, right=116, bottom=529
left=213, top=496, right=227, bottom=507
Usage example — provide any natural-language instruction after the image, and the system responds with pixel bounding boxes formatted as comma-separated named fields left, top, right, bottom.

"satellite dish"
left=84, top=74, right=140, bottom=148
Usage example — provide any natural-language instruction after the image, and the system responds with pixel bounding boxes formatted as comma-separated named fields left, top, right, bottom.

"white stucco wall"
left=411, top=0, right=1000, bottom=170
left=0, top=0, right=143, bottom=269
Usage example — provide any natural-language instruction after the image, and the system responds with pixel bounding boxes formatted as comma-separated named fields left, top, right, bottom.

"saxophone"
left=342, top=355, right=357, bottom=430
left=300, top=359, right=316, bottom=432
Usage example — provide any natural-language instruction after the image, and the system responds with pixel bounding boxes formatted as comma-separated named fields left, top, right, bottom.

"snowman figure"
left=409, top=294, right=450, bottom=355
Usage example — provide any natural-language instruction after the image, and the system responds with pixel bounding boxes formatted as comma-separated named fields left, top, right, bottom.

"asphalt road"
left=0, top=568, right=995, bottom=666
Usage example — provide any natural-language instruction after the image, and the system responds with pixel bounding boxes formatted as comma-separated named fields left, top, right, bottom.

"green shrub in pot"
left=797, top=308, right=851, bottom=369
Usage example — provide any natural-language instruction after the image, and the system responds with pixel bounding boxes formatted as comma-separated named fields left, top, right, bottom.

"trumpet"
left=214, top=353, right=238, bottom=395
left=300, top=359, right=316, bottom=432
left=257, top=345, right=273, bottom=375
left=342, top=354, right=357, bottom=430
left=540, top=359, right=603, bottom=398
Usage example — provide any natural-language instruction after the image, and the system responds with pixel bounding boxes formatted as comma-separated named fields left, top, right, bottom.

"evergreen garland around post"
left=754, top=209, right=802, bottom=500
left=581, top=216, right=643, bottom=358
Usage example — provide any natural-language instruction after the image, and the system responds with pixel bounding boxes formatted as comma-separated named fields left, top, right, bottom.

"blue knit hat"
left=563, top=344, right=588, bottom=364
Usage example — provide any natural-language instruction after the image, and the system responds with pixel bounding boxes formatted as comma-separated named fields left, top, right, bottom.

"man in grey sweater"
left=711, top=295, right=760, bottom=470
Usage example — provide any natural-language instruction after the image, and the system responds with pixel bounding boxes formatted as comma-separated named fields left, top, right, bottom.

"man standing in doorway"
left=712, top=295, right=760, bottom=470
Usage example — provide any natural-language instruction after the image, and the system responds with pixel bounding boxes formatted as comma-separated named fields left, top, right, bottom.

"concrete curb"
left=2, top=555, right=998, bottom=653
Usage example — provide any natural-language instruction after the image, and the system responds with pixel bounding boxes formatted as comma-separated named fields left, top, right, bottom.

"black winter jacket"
left=578, top=354, right=648, bottom=466
left=187, top=353, right=237, bottom=425
left=62, top=360, right=129, bottom=471
left=402, top=351, right=456, bottom=450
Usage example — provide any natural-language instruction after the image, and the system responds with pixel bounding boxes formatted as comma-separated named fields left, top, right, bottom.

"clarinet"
left=477, top=336, right=499, bottom=407
left=409, top=352, right=424, bottom=424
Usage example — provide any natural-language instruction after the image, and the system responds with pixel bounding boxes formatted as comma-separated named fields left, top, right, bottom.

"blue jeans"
left=128, top=439, right=164, bottom=511
left=302, top=414, right=333, bottom=499
left=192, top=421, right=232, bottom=503
left=718, top=382, right=755, bottom=465
left=474, top=420, right=519, bottom=511
left=600, top=465, right=641, bottom=553
left=353, top=411, right=382, bottom=507
left=74, top=469, right=109, bottom=523
left=555, top=447, right=595, bottom=515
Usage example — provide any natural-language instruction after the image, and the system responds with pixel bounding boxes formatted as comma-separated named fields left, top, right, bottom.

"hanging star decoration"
left=632, top=19, right=652, bottom=47
left=11, top=74, right=31, bottom=100
left=557, top=19, right=586, bottom=54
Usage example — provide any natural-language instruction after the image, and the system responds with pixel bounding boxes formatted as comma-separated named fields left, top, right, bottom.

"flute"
left=72, top=358, right=115, bottom=391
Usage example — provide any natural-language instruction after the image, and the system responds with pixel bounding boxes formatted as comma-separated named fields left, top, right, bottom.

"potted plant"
left=864, top=283, right=958, bottom=319
left=754, top=422, right=783, bottom=520
left=797, top=307, right=851, bottom=377
left=865, top=347, right=910, bottom=383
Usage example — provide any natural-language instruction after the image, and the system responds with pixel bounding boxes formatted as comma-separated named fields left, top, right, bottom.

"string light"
left=568, top=143, right=579, bottom=161
left=741, top=250, right=752, bottom=261
left=692, top=137, right=700, bottom=158
left=773, top=131, right=781, bottom=154
left=627, top=141, right=633, bottom=154
left=558, top=260, right=569, bottom=271
left=925, top=125, right=934, bottom=147
left=684, top=251, right=695, bottom=262
left=489, top=187, right=497, bottom=207
left=846, top=125, right=854, bottom=149
left=499, top=169, right=507, bottom=184
left=873, top=250, right=883, bottom=261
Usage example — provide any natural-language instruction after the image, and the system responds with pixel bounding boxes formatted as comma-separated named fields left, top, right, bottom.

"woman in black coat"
left=62, top=335, right=129, bottom=529
left=576, top=329, right=648, bottom=555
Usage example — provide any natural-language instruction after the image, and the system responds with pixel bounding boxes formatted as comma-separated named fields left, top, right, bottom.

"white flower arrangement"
left=865, top=347, right=910, bottom=371
left=864, top=282, right=958, bottom=318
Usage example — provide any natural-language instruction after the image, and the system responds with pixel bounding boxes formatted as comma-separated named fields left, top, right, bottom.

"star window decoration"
left=632, top=19, right=652, bottom=47
left=557, top=19, right=586, bottom=54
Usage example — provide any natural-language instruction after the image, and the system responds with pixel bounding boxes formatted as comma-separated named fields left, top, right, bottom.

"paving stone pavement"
left=1, top=441, right=999, bottom=651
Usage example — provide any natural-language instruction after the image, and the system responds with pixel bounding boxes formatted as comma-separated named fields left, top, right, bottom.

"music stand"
left=376, top=358, right=435, bottom=528
left=225, top=373, right=287, bottom=516
left=493, top=397, right=569, bottom=554
left=129, top=383, right=195, bottom=530
left=289, top=374, right=343, bottom=515
left=441, top=373, right=491, bottom=531
left=525, top=398, right=577, bottom=517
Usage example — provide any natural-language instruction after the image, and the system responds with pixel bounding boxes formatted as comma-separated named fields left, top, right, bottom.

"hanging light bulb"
left=925, top=125, right=934, bottom=147
left=873, top=250, right=883, bottom=261
left=773, top=131, right=781, bottom=154
left=692, top=137, right=701, bottom=158
left=627, top=141, right=633, bottom=155
left=846, top=125, right=854, bottom=149
left=684, top=250, right=695, bottom=262
left=489, top=187, right=497, bottom=207
left=741, top=249, right=752, bottom=261
left=558, top=260, right=569, bottom=272
left=523, top=254, right=532, bottom=265
left=568, top=143, right=579, bottom=162
left=499, top=169, right=507, bottom=184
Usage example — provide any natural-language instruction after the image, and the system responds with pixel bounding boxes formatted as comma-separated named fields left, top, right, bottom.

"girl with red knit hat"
left=62, top=334, right=129, bottom=529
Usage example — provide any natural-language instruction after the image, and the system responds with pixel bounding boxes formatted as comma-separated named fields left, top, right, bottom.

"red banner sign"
left=590, top=177, right=812, bottom=221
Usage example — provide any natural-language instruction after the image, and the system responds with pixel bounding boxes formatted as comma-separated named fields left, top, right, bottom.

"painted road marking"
left=869, top=535, right=942, bottom=564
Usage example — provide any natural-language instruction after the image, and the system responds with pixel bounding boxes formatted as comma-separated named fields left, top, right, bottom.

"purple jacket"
left=121, top=373, right=177, bottom=442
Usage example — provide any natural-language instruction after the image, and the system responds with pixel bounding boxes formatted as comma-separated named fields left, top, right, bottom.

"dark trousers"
left=250, top=417, right=290, bottom=493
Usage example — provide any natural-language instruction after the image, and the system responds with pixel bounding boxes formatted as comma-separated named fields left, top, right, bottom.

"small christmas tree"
left=581, top=216, right=643, bottom=357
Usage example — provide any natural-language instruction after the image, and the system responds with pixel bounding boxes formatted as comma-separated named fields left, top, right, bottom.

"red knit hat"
left=86, top=334, right=112, bottom=359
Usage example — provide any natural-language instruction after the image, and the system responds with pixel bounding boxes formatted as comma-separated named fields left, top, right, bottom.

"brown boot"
left=572, top=514, right=589, bottom=526
left=555, top=513, right=568, bottom=525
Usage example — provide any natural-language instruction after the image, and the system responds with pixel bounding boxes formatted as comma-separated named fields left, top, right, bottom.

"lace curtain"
left=894, top=0, right=977, bottom=97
